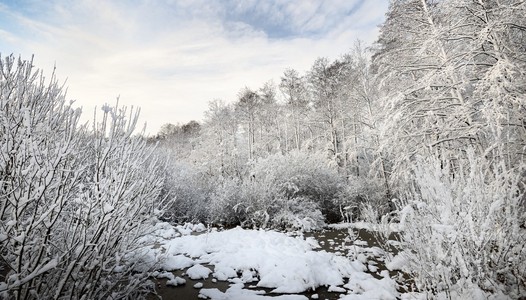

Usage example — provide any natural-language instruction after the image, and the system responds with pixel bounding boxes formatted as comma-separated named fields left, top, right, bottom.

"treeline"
left=155, top=43, right=388, bottom=229
left=156, top=0, right=526, bottom=297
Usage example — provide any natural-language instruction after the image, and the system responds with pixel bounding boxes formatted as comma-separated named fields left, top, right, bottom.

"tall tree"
left=155, top=121, right=201, bottom=159
left=374, top=0, right=484, bottom=184
left=280, top=69, right=311, bottom=151
left=308, top=57, right=354, bottom=172
left=235, top=87, right=261, bottom=160
left=196, top=99, right=242, bottom=178
left=256, top=81, right=281, bottom=155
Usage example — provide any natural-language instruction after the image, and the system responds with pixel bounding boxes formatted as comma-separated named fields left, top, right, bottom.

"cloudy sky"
left=0, top=0, right=388, bottom=135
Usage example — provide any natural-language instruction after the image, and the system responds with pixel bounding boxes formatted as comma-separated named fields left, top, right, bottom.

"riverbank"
left=140, top=223, right=400, bottom=300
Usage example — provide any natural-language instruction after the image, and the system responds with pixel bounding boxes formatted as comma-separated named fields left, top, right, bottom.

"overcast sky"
left=0, top=0, right=388, bottom=135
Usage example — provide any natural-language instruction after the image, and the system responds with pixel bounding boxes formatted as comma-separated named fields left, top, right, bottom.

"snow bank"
left=159, top=227, right=358, bottom=293
left=138, top=222, right=208, bottom=244
left=144, top=224, right=399, bottom=299
left=328, top=222, right=368, bottom=230
left=162, top=254, right=194, bottom=271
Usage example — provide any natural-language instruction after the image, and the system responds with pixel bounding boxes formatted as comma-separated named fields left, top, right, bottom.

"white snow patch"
left=368, top=264, right=378, bottom=272
left=176, top=222, right=207, bottom=235
left=154, top=271, right=174, bottom=280
left=305, top=236, right=320, bottom=249
left=162, top=254, right=194, bottom=270
left=187, top=264, right=212, bottom=279
left=328, top=221, right=402, bottom=232
left=342, top=270, right=398, bottom=300
left=143, top=225, right=399, bottom=299
left=328, top=285, right=346, bottom=292
left=353, top=240, right=368, bottom=246
left=166, top=276, right=186, bottom=287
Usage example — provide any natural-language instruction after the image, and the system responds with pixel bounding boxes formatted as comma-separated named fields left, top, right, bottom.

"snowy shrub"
left=207, top=177, right=251, bottom=226
left=270, top=197, right=325, bottom=232
left=239, top=176, right=283, bottom=229
left=337, top=175, right=389, bottom=222
left=209, top=177, right=280, bottom=228
left=250, top=150, right=345, bottom=223
left=0, top=55, right=165, bottom=299
left=69, top=102, right=167, bottom=298
left=159, top=158, right=212, bottom=223
left=380, top=151, right=526, bottom=298
left=205, top=151, right=340, bottom=229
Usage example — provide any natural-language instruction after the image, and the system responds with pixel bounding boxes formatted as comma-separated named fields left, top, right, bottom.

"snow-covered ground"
left=138, top=222, right=399, bottom=299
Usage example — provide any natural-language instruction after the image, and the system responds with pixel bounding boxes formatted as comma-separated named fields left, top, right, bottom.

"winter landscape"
left=1, top=0, right=525, bottom=299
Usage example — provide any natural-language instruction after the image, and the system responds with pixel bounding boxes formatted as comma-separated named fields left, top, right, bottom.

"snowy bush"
left=250, top=151, right=345, bottom=223
left=159, top=159, right=212, bottom=223
left=207, top=177, right=252, bottom=226
left=270, top=197, right=325, bottom=231
left=337, top=175, right=389, bottom=222
left=0, top=55, right=165, bottom=299
left=380, top=151, right=526, bottom=298
left=205, top=151, right=342, bottom=229
left=208, top=176, right=279, bottom=228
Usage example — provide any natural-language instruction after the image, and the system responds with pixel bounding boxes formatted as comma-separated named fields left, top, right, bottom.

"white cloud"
left=0, top=0, right=388, bottom=135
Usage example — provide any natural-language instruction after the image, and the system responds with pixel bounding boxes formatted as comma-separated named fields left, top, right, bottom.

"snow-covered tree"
left=370, top=0, right=526, bottom=297
left=0, top=55, right=84, bottom=299
left=154, top=121, right=201, bottom=159
left=192, top=99, right=245, bottom=179
left=0, top=55, right=166, bottom=299
left=279, top=68, right=311, bottom=151
left=255, top=81, right=282, bottom=155
left=374, top=0, right=525, bottom=185
left=235, top=87, right=261, bottom=161
left=308, top=57, right=353, bottom=170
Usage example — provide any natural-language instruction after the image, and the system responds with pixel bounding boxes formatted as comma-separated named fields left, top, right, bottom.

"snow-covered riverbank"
left=138, top=223, right=398, bottom=299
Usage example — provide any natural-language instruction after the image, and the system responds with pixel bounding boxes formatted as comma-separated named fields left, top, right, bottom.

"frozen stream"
left=143, top=223, right=400, bottom=300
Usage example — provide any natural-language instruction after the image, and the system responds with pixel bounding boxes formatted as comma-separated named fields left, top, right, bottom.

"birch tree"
left=235, top=87, right=261, bottom=161
left=308, top=57, right=354, bottom=171
left=279, top=68, right=311, bottom=151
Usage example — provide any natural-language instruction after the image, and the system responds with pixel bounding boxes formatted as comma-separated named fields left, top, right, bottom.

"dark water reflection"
left=148, top=227, right=397, bottom=300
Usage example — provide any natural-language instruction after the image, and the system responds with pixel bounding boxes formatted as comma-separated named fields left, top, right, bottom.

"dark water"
left=303, top=228, right=394, bottom=279
left=148, top=227, right=397, bottom=300
left=148, top=267, right=230, bottom=300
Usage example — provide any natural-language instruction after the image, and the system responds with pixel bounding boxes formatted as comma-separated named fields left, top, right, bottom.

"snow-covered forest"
left=1, top=0, right=525, bottom=299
